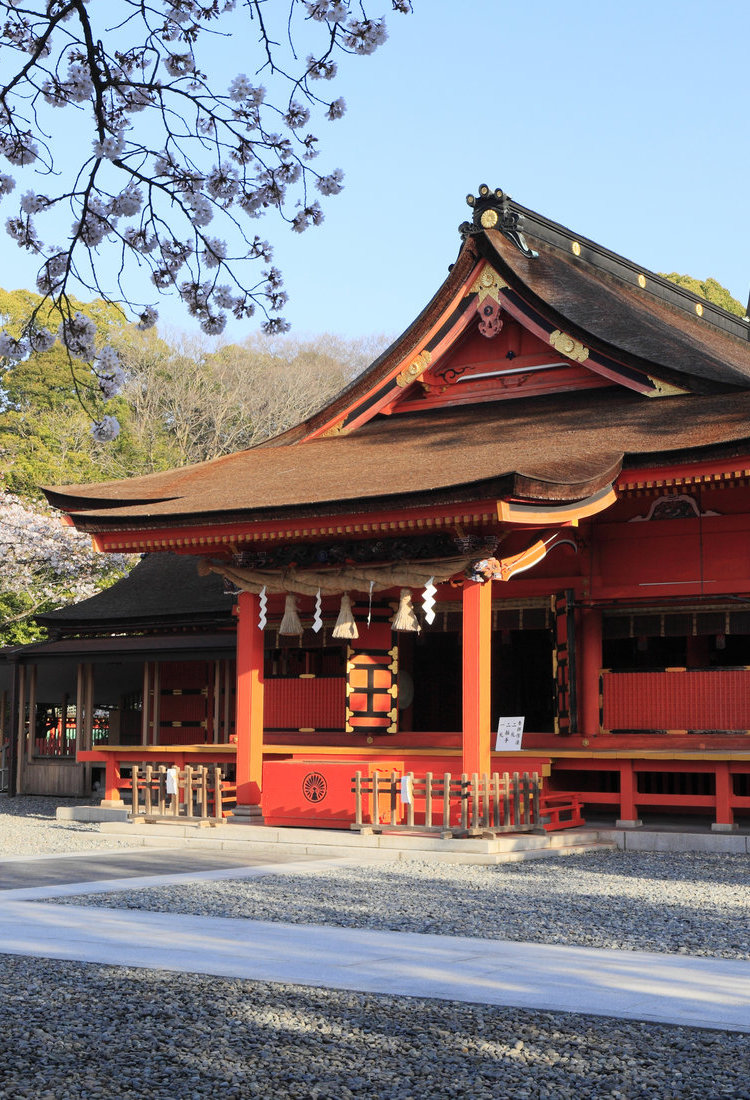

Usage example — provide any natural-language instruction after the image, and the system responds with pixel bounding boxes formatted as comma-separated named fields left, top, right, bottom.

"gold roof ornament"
left=549, top=329, right=590, bottom=363
left=469, top=264, right=509, bottom=305
left=395, top=349, right=432, bottom=388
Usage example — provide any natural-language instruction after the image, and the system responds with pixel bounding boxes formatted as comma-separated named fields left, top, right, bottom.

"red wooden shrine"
left=38, top=185, right=750, bottom=830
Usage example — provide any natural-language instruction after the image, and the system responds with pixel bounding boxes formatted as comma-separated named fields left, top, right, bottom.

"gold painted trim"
left=645, top=376, right=689, bottom=398
left=571, top=241, right=581, bottom=257
left=320, top=419, right=348, bottom=437
left=469, top=264, right=509, bottom=304
left=395, top=349, right=432, bottom=388
left=549, top=330, right=589, bottom=363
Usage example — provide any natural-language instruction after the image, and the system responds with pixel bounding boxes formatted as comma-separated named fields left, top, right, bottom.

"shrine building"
left=28, top=185, right=750, bottom=830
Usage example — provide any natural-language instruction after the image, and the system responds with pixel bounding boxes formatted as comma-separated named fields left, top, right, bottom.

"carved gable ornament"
left=549, top=330, right=589, bottom=363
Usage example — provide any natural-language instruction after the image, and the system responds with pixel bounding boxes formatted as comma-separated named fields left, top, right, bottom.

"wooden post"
left=442, top=772, right=451, bottom=830
left=14, top=664, right=25, bottom=795
left=103, top=755, right=122, bottom=804
left=354, top=771, right=363, bottom=826
left=235, top=590, right=265, bottom=814
left=372, top=770, right=380, bottom=825
left=151, top=662, right=161, bottom=746
left=185, top=764, right=193, bottom=817
left=212, top=661, right=221, bottom=744
left=461, top=579, right=492, bottom=778
left=26, top=664, right=37, bottom=763
left=616, top=760, right=642, bottom=827
left=131, top=765, right=140, bottom=816
left=214, top=766, right=223, bottom=821
left=144, top=764, right=153, bottom=816
left=492, top=772, right=500, bottom=828
left=425, top=771, right=433, bottom=828
left=141, top=663, right=150, bottom=745
left=712, top=762, right=736, bottom=831
left=406, top=772, right=415, bottom=828
left=580, top=607, right=603, bottom=738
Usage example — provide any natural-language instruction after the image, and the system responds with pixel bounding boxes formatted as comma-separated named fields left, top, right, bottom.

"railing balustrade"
left=130, top=763, right=236, bottom=822
left=351, top=769, right=543, bottom=837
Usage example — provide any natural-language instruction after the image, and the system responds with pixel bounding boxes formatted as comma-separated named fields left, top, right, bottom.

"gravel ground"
left=0, top=794, right=143, bottom=857
left=52, top=850, right=750, bottom=960
left=2, top=798, right=749, bottom=1097
left=0, top=954, right=747, bottom=1100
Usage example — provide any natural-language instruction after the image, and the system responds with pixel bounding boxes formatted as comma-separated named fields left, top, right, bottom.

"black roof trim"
left=473, top=194, right=750, bottom=343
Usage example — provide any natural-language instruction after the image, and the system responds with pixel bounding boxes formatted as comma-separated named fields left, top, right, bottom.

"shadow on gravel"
left=0, top=955, right=746, bottom=1100
left=40, top=856, right=750, bottom=960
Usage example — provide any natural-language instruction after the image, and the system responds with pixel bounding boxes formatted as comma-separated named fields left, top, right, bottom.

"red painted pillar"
left=580, top=608, right=602, bottom=739
left=235, top=591, right=264, bottom=815
left=102, top=755, right=122, bottom=805
left=712, top=761, right=736, bottom=831
left=616, top=760, right=641, bottom=827
left=462, top=580, right=492, bottom=777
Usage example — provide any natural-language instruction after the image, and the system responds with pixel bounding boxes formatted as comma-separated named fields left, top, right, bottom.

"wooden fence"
left=130, top=764, right=236, bottom=822
left=351, top=770, right=542, bottom=837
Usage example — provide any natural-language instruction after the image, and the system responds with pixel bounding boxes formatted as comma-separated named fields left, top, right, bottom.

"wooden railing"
left=130, top=764, right=236, bottom=822
left=351, top=770, right=542, bottom=837
left=34, top=732, right=76, bottom=758
left=602, top=667, right=750, bottom=731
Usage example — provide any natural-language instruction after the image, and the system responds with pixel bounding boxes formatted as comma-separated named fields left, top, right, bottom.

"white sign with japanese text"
left=495, top=716, right=525, bottom=752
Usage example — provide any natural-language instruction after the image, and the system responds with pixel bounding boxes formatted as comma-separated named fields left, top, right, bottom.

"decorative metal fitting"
left=459, top=184, right=537, bottom=259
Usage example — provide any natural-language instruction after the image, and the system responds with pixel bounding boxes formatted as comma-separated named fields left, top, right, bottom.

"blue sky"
left=4, top=0, right=749, bottom=345
left=267, top=0, right=750, bottom=342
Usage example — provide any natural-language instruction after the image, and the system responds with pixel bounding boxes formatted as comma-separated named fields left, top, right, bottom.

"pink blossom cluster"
left=0, top=491, right=131, bottom=609
left=0, top=0, right=412, bottom=410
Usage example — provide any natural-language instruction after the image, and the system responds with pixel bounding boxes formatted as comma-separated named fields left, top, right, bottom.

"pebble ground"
left=53, top=850, right=750, bottom=960
left=0, top=794, right=143, bottom=857
left=1, top=795, right=748, bottom=1098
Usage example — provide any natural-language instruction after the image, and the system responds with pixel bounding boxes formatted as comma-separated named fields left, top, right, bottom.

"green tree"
left=0, top=288, right=143, bottom=495
left=659, top=274, right=746, bottom=317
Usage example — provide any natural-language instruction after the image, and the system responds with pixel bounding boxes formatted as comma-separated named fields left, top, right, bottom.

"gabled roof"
left=36, top=552, right=234, bottom=634
left=44, top=187, right=750, bottom=545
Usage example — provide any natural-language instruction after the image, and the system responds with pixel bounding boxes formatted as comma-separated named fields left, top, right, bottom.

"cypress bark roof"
left=36, top=552, right=234, bottom=633
left=44, top=189, right=750, bottom=538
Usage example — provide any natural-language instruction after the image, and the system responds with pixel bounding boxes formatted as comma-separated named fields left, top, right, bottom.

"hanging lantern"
left=391, top=588, right=421, bottom=632
left=279, top=593, right=303, bottom=635
left=332, top=592, right=358, bottom=639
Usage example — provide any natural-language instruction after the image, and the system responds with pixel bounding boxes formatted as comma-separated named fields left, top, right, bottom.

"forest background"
left=0, top=283, right=386, bottom=645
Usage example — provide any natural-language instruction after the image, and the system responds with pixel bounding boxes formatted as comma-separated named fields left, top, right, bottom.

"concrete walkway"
left=0, top=860, right=749, bottom=1034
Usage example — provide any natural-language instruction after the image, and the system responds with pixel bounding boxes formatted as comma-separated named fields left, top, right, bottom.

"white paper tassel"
left=257, top=585, right=267, bottom=631
left=422, top=576, right=436, bottom=625
left=312, top=588, right=323, bottom=633
left=391, top=588, right=421, bottom=632
left=279, top=593, right=303, bottom=635
left=332, top=592, right=358, bottom=639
